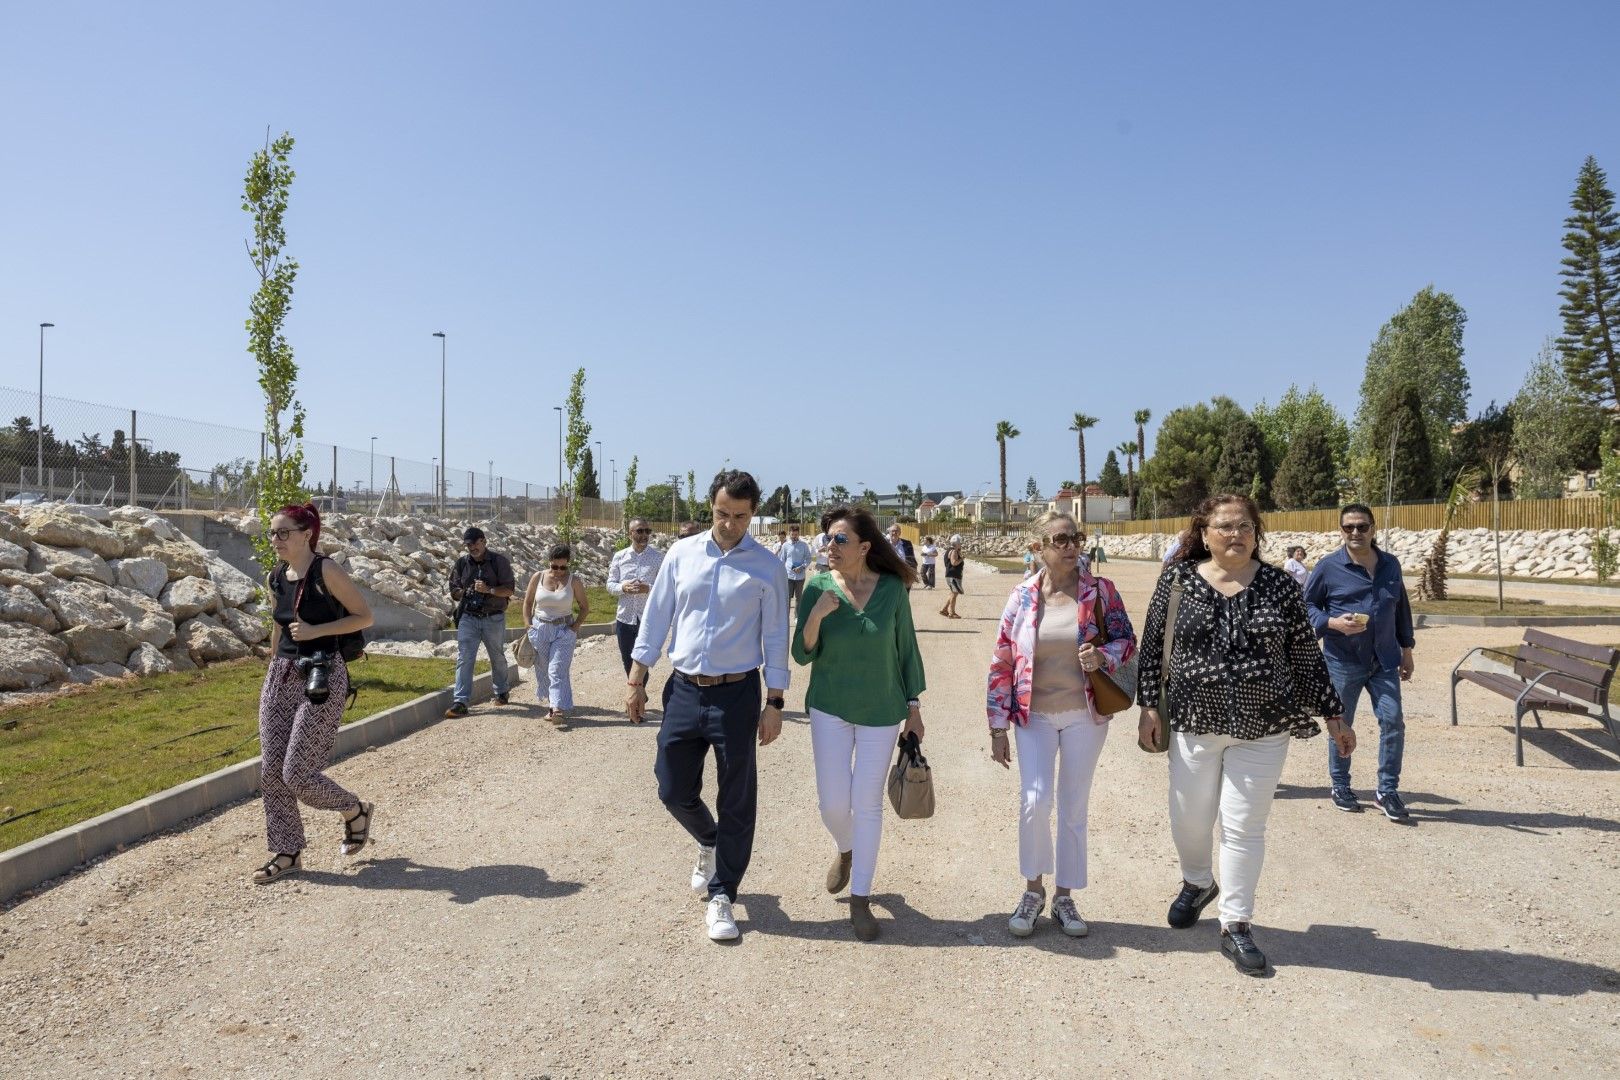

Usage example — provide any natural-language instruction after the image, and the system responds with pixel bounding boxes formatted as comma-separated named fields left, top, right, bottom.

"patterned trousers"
left=258, top=657, right=357, bottom=854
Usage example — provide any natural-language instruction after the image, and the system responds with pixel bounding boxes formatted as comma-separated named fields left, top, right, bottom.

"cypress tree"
left=1211, top=417, right=1273, bottom=505
left=1558, top=156, right=1620, bottom=410
left=1098, top=451, right=1124, bottom=496
left=1369, top=381, right=1435, bottom=502
left=1272, top=424, right=1339, bottom=510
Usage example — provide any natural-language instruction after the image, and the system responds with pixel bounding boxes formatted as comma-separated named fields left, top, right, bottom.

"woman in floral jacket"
left=986, top=511, right=1136, bottom=939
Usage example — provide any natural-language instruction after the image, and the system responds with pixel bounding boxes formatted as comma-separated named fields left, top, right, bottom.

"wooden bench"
left=1450, top=629, right=1620, bottom=766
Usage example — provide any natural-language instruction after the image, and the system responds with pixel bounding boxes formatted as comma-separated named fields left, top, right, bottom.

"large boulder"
left=218, top=606, right=269, bottom=645
left=159, top=577, right=222, bottom=620
left=161, top=644, right=198, bottom=672
left=178, top=614, right=253, bottom=663
left=112, top=556, right=170, bottom=599
left=125, top=642, right=174, bottom=676
left=43, top=581, right=126, bottom=631
left=0, top=513, right=28, bottom=547
left=67, top=662, right=130, bottom=684
left=24, top=507, right=125, bottom=558
left=0, top=569, right=57, bottom=596
left=0, top=622, right=70, bottom=689
left=206, top=555, right=260, bottom=608
left=0, top=537, right=28, bottom=571
left=62, top=625, right=138, bottom=665
left=0, top=584, right=59, bottom=632
left=127, top=538, right=209, bottom=581
left=32, top=545, right=116, bottom=585
left=101, top=588, right=176, bottom=648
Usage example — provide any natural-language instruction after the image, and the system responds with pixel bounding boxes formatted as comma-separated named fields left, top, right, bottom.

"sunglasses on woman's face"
left=269, top=526, right=307, bottom=541
left=550, top=563, right=570, bottom=572
left=1043, top=532, right=1083, bottom=548
left=828, top=533, right=853, bottom=546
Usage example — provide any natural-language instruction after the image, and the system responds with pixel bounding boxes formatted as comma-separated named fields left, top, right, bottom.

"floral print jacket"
left=987, top=568, right=1137, bottom=729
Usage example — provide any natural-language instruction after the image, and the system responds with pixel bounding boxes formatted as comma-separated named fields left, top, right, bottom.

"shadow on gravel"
left=915, top=628, right=979, bottom=635
left=301, top=857, right=584, bottom=905
left=1277, top=782, right=1620, bottom=833
left=743, top=895, right=1620, bottom=994
left=1510, top=726, right=1620, bottom=771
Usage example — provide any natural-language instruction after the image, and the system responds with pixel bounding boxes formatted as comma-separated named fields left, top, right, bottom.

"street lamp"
left=369, top=436, right=377, bottom=510
left=431, top=457, right=438, bottom=510
left=37, top=322, right=53, bottom=488
left=553, top=405, right=563, bottom=505
left=488, top=459, right=494, bottom=516
left=432, top=331, right=446, bottom=515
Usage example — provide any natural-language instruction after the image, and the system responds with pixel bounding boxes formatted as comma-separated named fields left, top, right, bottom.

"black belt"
left=675, top=669, right=754, bottom=687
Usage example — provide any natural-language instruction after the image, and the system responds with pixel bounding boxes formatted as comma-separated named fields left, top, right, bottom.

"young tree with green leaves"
left=558, top=367, right=590, bottom=540
left=1136, top=397, right=1248, bottom=514
left=995, top=420, right=1020, bottom=534
left=1069, top=413, right=1098, bottom=527
left=1558, top=156, right=1620, bottom=410
left=622, top=455, right=639, bottom=522
left=243, top=130, right=307, bottom=573
left=1368, top=381, right=1435, bottom=505
left=686, top=468, right=699, bottom=521
left=1514, top=339, right=1605, bottom=498
left=1252, top=384, right=1350, bottom=482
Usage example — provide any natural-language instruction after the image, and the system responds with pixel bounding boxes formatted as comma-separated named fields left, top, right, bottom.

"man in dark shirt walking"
left=1304, top=504, right=1416, bottom=822
left=446, top=527, right=516, bottom=717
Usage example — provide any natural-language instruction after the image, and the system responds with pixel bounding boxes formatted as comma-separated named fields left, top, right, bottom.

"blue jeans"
left=526, top=620, right=577, bottom=711
left=1324, top=652, right=1405, bottom=794
left=454, top=611, right=510, bottom=704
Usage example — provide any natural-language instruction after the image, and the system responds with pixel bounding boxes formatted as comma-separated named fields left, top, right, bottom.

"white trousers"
left=809, top=709, right=898, bottom=897
left=1168, top=731, right=1290, bottom=926
left=1013, top=710, right=1109, bottom=889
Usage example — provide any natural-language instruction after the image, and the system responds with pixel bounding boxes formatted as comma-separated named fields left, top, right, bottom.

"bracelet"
left=627, top=680, right=645, bottom=689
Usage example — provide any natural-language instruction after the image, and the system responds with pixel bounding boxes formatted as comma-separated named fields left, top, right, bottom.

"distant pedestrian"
left=919, top=536, right=939, bottom=589
left=886, top=523, right=918, bottom=572
left=813, top=525, right=833, bottom=573
left=1303, top=505, right=1416, bottom=822
left=523, top=543, right=589, bottom=725
left=1161, top=534, right=1183, bottom=565
left=1136, top=494, right=1349, bottom=975
left=628, top=470, right=790, bottom=943
left=254, top=503, right=376, bottom=884
left=1022, top=541, right=1040, bottom=578
left=778, top=522, right=812, bottom=611
left=606, top=517, right=664, bottom=675
left=678, top=521, right=703, bottom=539
left=794, top=506, right=925, bottom=941
left=1283, top=545, right=1310, bottom=588
left=446, top=527, right=516, bottom=718
left=940, top=538, right=965, bottom=618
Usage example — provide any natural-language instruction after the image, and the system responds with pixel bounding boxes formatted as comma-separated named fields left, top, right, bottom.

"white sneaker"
left=705, top=895, right=739, bottom=941
left=1051, top=894, right=1089, bottom=937
left=690, top=845, right=717, bottom=897
left=1008, top=889, right=1045, bottom=937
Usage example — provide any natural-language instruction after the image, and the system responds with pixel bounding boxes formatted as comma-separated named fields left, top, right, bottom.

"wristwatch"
left=766, top=695, right=786, bottom=710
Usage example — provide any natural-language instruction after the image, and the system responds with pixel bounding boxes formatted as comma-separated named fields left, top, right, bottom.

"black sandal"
left=341, top=801, right=375, bottom=856
left=252, top=852, right=301, bottom=884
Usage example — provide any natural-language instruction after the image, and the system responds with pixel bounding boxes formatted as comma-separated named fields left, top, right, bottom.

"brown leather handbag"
left=1085, top=595, right=1135, bottom=716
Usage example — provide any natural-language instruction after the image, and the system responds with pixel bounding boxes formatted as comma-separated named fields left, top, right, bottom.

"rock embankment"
left=0, top=504, right=634, bottom=704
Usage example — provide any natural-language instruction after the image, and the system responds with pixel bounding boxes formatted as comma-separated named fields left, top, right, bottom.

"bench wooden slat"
left=1514, top=649, right=1611, bottom=704
left=1524, top=628, right=1620, bottom=666
left=1516, top=643, right=1613, bottom=685
left=1456, top=670, right=1591, bottom=712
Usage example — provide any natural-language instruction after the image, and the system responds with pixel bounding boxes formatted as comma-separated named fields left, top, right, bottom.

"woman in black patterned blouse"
left=1135, top=494, right=1351, bottom=975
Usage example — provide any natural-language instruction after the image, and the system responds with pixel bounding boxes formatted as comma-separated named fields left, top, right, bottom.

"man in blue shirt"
left=778, top=523, right=812, bottom=612
left=627, top=469, right=790, bottom=942
left=1304, top=504, right=1416, bottom=822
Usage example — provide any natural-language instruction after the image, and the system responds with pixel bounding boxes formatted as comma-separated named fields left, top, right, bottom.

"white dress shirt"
left=606, top=543, right=666, bottom=625
left=631, top=531, right=791, bottom=689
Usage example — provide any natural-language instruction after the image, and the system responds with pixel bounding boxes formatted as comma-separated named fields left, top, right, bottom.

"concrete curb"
left=0, top=669, right=514, bottom=906
left=425, top=622, right=614, bottom=645
left=1414, top=613, right=1620, bottom=628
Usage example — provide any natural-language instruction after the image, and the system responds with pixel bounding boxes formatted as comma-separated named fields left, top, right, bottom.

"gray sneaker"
left=1008, top=889, right=1045, bottom=937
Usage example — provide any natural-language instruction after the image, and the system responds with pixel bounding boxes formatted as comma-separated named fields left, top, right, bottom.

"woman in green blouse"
left=793, top=506, right=925, bottom=941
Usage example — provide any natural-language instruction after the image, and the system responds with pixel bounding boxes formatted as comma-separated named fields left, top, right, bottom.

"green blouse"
left=792, top=571, right=926, bottom=727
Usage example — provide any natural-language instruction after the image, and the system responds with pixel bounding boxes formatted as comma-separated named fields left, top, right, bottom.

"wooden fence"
left=1102, top=496, right=1610, bottom=536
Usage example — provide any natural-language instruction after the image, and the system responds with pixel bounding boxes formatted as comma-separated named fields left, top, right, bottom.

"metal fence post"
left=128, top=410, right=138, bottom=507
left=331, top=446, right=338, bottom=506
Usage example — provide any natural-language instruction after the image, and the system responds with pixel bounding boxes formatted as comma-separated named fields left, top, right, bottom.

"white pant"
left=1014, top=710, right=1109, bottom=889
left=1168, top=731, right=1290, bottom=925
left=809, top=709, right=897, bottom=896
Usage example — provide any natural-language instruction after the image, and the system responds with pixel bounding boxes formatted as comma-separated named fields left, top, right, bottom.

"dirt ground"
left=3, top=559, right=1619, bottom=1079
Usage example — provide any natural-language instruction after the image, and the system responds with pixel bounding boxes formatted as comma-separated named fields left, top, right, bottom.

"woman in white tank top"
left=522, top=543, right=589, bottom=724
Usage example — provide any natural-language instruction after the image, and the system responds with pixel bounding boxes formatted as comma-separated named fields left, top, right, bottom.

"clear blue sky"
left=2, top=2, right=1614, bottom=501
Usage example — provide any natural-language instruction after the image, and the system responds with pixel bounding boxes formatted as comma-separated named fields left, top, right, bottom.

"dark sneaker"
left=444, top=701, right=469, bottom=718
left=1221, top=922, right=1268, bottom=974
left=494, top=692, right=510, bottom=706
left=1374, top=790, right=1412, bottom=823
left=1167, top=880, right=1219, bottom=929
left=1330, top=787, right=1363, bottom=813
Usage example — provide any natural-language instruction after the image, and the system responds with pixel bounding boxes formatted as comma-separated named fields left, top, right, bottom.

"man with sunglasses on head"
left=606, top=517, right=666, bottom=675
left=627, top=469, right=790, bottom=943
left=1303, top=504, right=1416, bottom=822
left=446, top=526, right=516, bottom=718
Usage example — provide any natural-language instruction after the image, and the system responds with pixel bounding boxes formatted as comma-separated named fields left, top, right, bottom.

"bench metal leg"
left=1531, top=709, right=1544, bottom=730
left=1514, top=706, right=1526, bottom=767
left=1450, top=675, right=1460, bottom=726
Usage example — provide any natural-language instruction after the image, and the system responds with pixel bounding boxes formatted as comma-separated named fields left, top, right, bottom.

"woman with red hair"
left=254, top=503, right=377, bottom=884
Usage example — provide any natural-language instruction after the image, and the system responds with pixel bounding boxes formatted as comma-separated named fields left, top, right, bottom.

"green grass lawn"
left=969, top=556, right=1028, bottom=574
left=1412, top=598, right=1620, bottom=617
left=0, top=655, right=485, bottom=851
left=504, top=585, right=617, bottom=628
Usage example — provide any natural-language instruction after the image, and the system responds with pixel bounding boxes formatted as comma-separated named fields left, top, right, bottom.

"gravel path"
left=4, top=559, right=1619, bottom=1078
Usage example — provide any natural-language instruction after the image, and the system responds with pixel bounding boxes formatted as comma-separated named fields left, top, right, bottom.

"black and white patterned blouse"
left=1136, top=560, right=1342, bottom=740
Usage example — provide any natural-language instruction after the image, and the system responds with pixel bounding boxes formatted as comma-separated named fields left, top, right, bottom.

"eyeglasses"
left=1043, top=532, right=1083, bottom=548
left=828, top=533, right=852, bottom=546
left=269, top=526, right=307, bottom=541
left=1341, top=522, right=1372, bottom=534
left=1206, top=521, right=1256, bottom=537
left=631, top=528, right=652, bottom=535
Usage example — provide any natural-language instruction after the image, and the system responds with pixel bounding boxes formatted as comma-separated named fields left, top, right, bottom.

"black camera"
left=295, top=650, right=332, bottom=704
left=461, top=589, right=488, bottom=617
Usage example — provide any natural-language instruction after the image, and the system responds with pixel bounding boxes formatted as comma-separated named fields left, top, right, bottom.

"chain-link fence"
left=0, top=385, right=621, bottom=526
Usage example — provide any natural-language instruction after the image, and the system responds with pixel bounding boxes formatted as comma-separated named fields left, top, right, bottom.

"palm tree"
left=1134, top=409, right=1151, bottom=472
left=995, top=420, right=1021, bottom=535
left=829, top=484, right=850, bottom=506
left=1069, top=413, right=1099, bottom=528
left=798, top=488, right=811, bottom=523
left=1117, top=441, right=1138, bottom=515
left=896, top=482, right=913, bottom=521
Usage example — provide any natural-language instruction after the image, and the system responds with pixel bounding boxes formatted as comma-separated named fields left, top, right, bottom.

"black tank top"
left=271, top=557, right=347, bottom=659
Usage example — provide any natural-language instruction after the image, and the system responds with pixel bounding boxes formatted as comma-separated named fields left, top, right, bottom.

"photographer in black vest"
left=447, top=526, right=516, bottom=717
left=254, top=502, right=376, bottom=884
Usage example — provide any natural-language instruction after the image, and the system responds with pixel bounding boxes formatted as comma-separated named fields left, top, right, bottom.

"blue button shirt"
left=632, top=530, right=791, bottom=689
left=1303, top=547, right=1415, bottom=672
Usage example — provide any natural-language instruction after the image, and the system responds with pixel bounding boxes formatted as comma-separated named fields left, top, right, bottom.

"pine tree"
left=1098, top=451, right=1124, bottom=497
left=1211, top=417, right=1273, bottom=505
left=1369, top=381, right=1435, bottom=502
left=1272, top=425, right=1339, bottom=510
left=1557, top=156, right=1620, bottom=410
left=576, top=447, right=601, bottom=499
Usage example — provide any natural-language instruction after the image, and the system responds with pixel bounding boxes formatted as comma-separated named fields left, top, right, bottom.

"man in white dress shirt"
left=606, top=517, right=665, bottom=675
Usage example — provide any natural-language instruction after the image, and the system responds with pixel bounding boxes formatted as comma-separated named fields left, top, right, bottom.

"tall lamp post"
left=553, top=405, right=563, bottom=508
left=488, top=459, right=494, bottom=517
left=368, top=436, right=377, bottom=511
left=432, top=331, right=446, bottom=515
left=431, top=457, right=438, bottom=512
left=609, top=458, right=617, bottom=522
left=37, top=322, right=53, bottom=488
